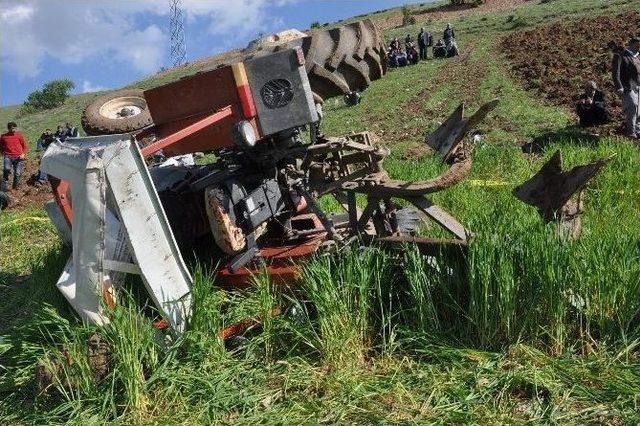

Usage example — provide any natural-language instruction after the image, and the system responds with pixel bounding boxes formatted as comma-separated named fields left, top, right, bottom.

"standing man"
left=612, top=36, right=640, bottom=138
left=443, top=23, right=459, bottom=57
left=418, top=27, right=430, bottom=60
left=443, top=23, right=455, bottom=43
left=0, top=122, right=28, bottom=190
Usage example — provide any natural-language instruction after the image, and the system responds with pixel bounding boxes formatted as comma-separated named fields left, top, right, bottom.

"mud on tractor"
left=41, top=20, right=499, bottom=335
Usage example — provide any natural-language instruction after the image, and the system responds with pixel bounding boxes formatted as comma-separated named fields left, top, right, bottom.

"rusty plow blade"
left=335, top=100, right=500, bottom=252
left=513, top=150, right=609, bottom=239
left=426, top=99, right=499, bottom=162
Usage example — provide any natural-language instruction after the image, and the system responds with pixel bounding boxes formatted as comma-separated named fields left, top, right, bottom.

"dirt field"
left=503, top=10, right=640, bottom=135
left=3, top=157, right=53, bottom=210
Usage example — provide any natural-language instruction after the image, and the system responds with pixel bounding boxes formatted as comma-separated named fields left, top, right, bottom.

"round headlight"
left=232, top=120, right=257, bottom=149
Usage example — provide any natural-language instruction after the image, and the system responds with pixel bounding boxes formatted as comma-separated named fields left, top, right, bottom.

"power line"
left=169, top=0, right=186, bottom=67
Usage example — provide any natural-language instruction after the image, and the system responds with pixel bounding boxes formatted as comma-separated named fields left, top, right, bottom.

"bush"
left=401, top=5, right=416, bottom=26
left=20, top=79, right=74, bottom=115
left=310, top=21, right=321, bottom=29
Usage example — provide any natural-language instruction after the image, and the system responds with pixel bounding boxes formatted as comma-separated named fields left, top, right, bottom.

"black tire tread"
left=82, top=89, right=153, bottom=136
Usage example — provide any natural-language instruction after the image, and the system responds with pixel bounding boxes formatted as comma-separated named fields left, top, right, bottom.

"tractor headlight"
left=233, top=120, right=257, bottom=149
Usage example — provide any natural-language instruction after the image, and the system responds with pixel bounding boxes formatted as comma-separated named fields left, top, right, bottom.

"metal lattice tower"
left=169, top=0, right=186, bottom=67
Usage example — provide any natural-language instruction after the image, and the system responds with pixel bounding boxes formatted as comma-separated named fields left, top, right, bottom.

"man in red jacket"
left=1, top=121, right=29, bottom=190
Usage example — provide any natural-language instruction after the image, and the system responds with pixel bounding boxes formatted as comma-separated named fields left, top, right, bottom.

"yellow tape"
left=467, top=179, right=510, bottom=187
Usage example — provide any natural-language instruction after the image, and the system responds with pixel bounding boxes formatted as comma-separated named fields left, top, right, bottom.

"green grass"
left=2, top=0, right=640, bottom=423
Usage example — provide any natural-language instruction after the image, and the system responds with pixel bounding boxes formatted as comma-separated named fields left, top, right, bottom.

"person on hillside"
left=35, top=128, right=56, bottom=185
left=65, top=122, right=79, bottom=139
left=388, top=37, right=408, bottom=68
left=576, top=81, right=610, bottom=127
left=612, top=36, right=640, bottom=138
left=417, top=27, right=431, bottom=60
left=36, top=128, right=55, bottom=151
left=443, top=23, right=459, bottom=57
left=405, top=40, right=419, bottom=65
left=55, top=125, right=66, bottom=141
left=405, top=34, right=413, bottom=46
left=390, top=37, right=400, bottom=51
left=443, top=23, right=455, bottom=42
left=0, top=122, right=28, bottom=190
left=433, top=39, right=447, bottom=58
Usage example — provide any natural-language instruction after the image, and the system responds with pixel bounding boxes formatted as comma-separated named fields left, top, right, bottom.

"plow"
left=37, top=20, right=606, bottom=337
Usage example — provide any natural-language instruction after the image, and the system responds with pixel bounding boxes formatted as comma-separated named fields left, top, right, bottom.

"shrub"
left=310, top=21, right=321, bottom=29
left=20, top=79, right=74, bottom=115
left=401, top=5, right=416, bottom=26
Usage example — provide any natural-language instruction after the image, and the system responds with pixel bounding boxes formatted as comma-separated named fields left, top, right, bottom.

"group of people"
left=387, top=23, right=459, bottom=68
left=575, top=36, right=640, bottom=139
left=0, top=121, right=79, bottom=191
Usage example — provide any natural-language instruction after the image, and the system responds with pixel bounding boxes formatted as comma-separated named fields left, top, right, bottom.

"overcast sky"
left=0, top=0, right=429, bottom=106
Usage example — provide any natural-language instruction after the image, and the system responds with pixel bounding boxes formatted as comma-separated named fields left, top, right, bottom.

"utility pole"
left=169, top=0, right=186, bottom=67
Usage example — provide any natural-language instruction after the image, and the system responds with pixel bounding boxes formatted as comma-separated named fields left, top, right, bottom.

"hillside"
left=2, top=0, right=640, bottom=423
left=0, top=0, right=530, bottom=148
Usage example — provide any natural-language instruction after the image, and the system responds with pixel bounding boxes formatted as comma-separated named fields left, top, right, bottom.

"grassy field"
left=2, top=0, right=640, bottom=423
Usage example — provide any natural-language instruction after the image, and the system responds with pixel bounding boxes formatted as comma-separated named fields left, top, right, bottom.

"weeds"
left=3, top=0, right=640, bottom=423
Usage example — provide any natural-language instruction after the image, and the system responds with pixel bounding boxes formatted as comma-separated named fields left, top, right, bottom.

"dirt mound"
left=503, top=11, right=640, bottom=135
left=3, top=157, right=53, bottom=210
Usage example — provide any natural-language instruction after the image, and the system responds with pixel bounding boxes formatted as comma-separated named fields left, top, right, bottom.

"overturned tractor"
left=42, top=21, right=497, bottom=334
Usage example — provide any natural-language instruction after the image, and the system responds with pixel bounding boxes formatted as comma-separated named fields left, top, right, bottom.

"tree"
left=20, top=79, right=75, bottom=115
left=310, top=21, right=321, bottom=29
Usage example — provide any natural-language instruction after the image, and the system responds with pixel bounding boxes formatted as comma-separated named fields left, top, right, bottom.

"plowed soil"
left=3, top=157, right=53, bottom=210
left=376, top=0, right=529, bottom=30
left=503, top=11, right=640, bottom=134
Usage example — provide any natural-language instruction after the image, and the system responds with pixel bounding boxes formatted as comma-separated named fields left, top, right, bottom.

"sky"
left=0, top=0, right=430, bottom=107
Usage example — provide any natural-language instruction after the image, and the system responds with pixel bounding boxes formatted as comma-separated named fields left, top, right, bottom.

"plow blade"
left=514, top=150, right=608, bottom=239
left=426, top=99, right=499, bottom=161
left=514, top=150, right=608, bottom=220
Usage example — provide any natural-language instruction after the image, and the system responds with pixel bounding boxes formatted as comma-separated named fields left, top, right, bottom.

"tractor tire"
left=248, top=19, right=387, bottom=101
left=81, top=89, right=153, bottom=136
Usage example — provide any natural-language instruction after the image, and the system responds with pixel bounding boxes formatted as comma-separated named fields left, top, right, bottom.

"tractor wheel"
left=81, top=89, right=153, bottom=136
left=248, top=19, right=387, bottom=101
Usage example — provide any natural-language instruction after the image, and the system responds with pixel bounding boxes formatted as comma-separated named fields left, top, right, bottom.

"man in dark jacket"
left=442, top=23, right=459, bottom=57
left=443, top=23, right=455, bottom=42
left=612, top=36, right=640, bottom=138
left=417, top=27, right=431, bottom=60
left=576, top=81, right=610, bottom=127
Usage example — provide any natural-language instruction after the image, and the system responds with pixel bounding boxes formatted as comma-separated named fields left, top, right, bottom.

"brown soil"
left=376, top=0, right=530, bottom=30
left=3, top=156, right=53, bottom=210
left=503, top=11, right=640, bottom=135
